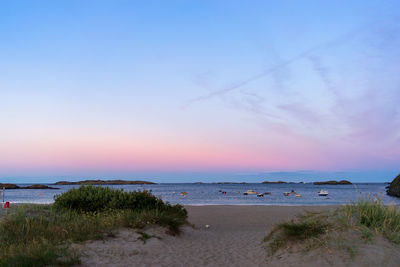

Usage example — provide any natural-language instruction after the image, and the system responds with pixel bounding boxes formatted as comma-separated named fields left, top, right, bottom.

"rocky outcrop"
left=262, top=181, right=287, bottom=184
left=54, top=180, right=155, bottom=185
left=0, top=183, right=59, bottom=189
left=313, top=180, right=352, bottom=185
left=387, top=174, right=400, bottom=197
left=24, top=184, right=59, bottom=189
left=0, top=183, right=20, bottom=189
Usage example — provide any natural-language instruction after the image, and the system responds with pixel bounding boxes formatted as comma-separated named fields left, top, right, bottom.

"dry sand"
left=74, top=205, right=400, bottom=267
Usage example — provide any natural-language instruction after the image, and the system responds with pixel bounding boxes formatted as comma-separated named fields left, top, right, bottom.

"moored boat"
left=318, top=190, right=328, bottom=196
left=244, top=190, right=257, bottom=195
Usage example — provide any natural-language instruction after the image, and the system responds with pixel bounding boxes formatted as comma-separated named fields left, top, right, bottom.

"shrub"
left=54, top=185, right=161, bottom=212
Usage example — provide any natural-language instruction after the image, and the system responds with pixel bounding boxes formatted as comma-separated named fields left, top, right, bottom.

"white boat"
left=244, top=190, right=257, bottom=195
left=318, top=190, right=328, bottom=196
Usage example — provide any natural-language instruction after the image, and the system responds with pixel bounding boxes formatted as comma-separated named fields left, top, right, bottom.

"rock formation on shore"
left=387, top=174, right=400, bottom=197
left=0, top=183, right=59, bottom=189
left=54, top=180, right=155, bottom=185
left=313, top=180, right=352, bottom=185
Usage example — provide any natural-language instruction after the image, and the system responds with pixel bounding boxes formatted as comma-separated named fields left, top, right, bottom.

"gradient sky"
left=1, top=0, right=400, bottom=183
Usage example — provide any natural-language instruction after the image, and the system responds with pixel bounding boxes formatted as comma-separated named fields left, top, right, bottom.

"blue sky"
left=1, top=1, right=400, bottom=183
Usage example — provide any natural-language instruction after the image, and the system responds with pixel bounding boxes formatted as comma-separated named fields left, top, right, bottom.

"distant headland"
left=313, top=180, right=352, bottom=185
left=386, top=174, right=400, bottom=197
left=53, top=180, right=156, bottom=185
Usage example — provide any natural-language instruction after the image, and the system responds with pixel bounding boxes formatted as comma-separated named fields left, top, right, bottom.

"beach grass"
left=342, top=198, right=400, bottom=244
left=0, top=186, right=188, bottom=267
left=264, top=198, right=400, bottom=256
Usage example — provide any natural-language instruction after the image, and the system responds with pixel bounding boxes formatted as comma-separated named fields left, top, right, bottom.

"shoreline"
left=0, top=202, right=339, bottom=209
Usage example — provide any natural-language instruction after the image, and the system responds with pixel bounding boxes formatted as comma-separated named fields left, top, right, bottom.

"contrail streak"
left=182, top=24, right=367, bottom=108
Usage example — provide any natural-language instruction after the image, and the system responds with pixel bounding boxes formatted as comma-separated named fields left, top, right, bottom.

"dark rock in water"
left=387, top=174, right=400, bottom=197
left=262, top=181, right=287, bottom=184
left=0, top=183, right=20, bottom=189
left=24, top=184, right=59, bottom=189
left=54, top=180, right=155, bottom=185
left=313, top=180, right=352, bottom=185
left=0, top=183, right=59, bottom=189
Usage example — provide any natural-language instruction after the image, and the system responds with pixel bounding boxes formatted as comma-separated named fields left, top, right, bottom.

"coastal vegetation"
left=0, top=186, right=187, bottom=267
left=264, top=198, right=400, bottom=257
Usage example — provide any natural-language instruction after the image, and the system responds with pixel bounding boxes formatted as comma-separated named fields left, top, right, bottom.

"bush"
left=54, top=185, right=163, bottom=212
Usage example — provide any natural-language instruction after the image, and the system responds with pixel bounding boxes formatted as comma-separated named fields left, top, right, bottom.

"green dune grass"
left=0, top=186, right=188, bottom=267
left=265, top=198, right=400, bottom=256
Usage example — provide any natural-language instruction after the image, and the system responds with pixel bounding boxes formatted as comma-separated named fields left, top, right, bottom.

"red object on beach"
left=4, top=202, right=9, bottom=208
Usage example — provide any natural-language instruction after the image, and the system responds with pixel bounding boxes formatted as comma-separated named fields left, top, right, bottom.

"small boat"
left=180, top=192, right=188, bottom=196
left=290, top=190, right=296, bottom=195
left=283, top=192, right=291, bottom=196
left=295, top=194, right=302, bottom=197
left=244, top=190, right=257, bottom=195
left=257, top=193, right=264, bottom=197
left=318, top=190, right=328, bottom=196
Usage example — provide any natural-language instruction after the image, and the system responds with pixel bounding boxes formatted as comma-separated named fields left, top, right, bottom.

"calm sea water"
left=1, top=183, right=399, bottom=206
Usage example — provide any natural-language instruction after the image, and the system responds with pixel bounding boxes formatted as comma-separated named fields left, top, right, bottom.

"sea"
left=1, top=183, right=399, bottom=206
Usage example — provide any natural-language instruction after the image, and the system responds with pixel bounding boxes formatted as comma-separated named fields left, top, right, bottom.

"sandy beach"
left=72, top=205, right=397, bottom=267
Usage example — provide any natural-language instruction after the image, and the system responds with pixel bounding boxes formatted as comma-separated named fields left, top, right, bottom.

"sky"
left=1, top=0, right=400, bottom=183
